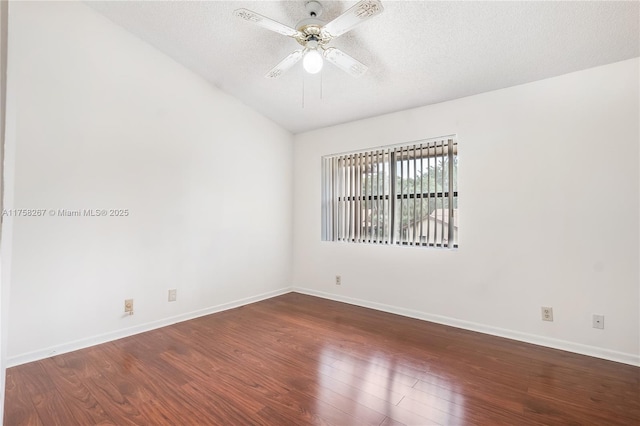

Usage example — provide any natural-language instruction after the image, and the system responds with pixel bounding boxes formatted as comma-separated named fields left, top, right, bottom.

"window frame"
left=322, top=136, right=458, bottom=249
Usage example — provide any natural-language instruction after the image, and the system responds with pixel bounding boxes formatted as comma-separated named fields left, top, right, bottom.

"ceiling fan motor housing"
left=295, top=1, right=332, bottom=47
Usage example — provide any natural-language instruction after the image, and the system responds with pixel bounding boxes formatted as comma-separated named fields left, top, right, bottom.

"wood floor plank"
left=3, top=369, right=44, bottom=426
left=96, top=346, right=253, bottom=425
left=254, top=404, right=317, bottom=426
left=317, top=362, right=406, bottom=405
left=412, top=374, right=527, bottom=415
left=330, top=358, right=420, bottom=388
left=523, top=395, right=635, bottom=426
left=396, top=394, right=465, bottom=426
left=29, top=390, right=82, bottom=426
left=380, top=416, right=406, bottom=426
left=38, top=356, right=114, bottom=425
left=4, top=292, right=639, bottom=425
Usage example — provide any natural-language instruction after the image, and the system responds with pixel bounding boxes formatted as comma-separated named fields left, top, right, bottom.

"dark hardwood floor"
left=4, top=292, right=639, bottom=425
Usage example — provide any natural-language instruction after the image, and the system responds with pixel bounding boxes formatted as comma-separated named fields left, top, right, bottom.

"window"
left=322, top=136, right=458, bottom=248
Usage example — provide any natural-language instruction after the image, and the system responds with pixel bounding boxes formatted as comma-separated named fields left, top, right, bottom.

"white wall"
left=5, top=1, right=293, bottom=364
left=0, top=0, right=8, bottom=419
left=293, top=58, right=640, bottom=365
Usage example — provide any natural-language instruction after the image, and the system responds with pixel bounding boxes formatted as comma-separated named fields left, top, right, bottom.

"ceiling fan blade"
left=265, top=50, right=304, bottom=78
left=321, top=0, right=384, bottom=38
left=323, top=47, right=368, bottom=78
left=234, top=8, right=303, bottom=38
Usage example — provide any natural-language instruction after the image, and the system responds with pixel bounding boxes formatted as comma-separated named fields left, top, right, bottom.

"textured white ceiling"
left=86, top=1, right=639, bottom=134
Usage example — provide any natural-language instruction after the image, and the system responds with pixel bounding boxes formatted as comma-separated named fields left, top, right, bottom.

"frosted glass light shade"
left=303, top=49, right=323, bottom=74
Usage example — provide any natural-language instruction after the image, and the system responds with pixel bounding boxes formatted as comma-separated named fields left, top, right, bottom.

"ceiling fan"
left=234, top=0, right=384, bottom=78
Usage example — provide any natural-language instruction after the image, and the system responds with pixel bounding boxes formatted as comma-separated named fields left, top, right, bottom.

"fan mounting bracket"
left=305, top=1, right=323, bottom=18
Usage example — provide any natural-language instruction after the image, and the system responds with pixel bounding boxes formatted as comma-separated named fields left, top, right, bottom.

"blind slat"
left=419, top=143, right=424, bottom=245
left=448, top=139, right=455, bottom=248
left=412, top=144, right=417, bottom=246
left=399, top=147, right=404, bottom=245
left=440, top=139, right=445, bottom=247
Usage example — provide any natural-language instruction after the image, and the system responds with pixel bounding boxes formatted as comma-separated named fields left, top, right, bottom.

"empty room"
left=0, top=0, right=638, bottom=425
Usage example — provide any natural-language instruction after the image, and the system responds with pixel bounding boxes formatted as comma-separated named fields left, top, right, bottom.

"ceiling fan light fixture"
left=303, top=49, right=323, bottom=74
left=235, top=0, right=385, bottom=78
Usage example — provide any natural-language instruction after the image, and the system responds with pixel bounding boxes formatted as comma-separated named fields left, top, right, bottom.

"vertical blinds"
left=322, top=137, right=458, bottom=248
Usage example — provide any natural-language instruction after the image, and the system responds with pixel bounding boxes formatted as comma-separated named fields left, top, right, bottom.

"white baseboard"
left=7, top=287, right=292, bottom=367
left=293, top=286, right=640, bottom=367
left=9, top=286, right=639, bottom=368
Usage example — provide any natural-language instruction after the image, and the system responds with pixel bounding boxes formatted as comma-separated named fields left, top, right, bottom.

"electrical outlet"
left=124, top=299, right=134, bottom=315
left=168, top=289, right=177, bottom=302
left=335, top=275, right=341, bottom=285
left=593, top=314, right=604, bottom=329
left=541, top=306, right=553, bottom=321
